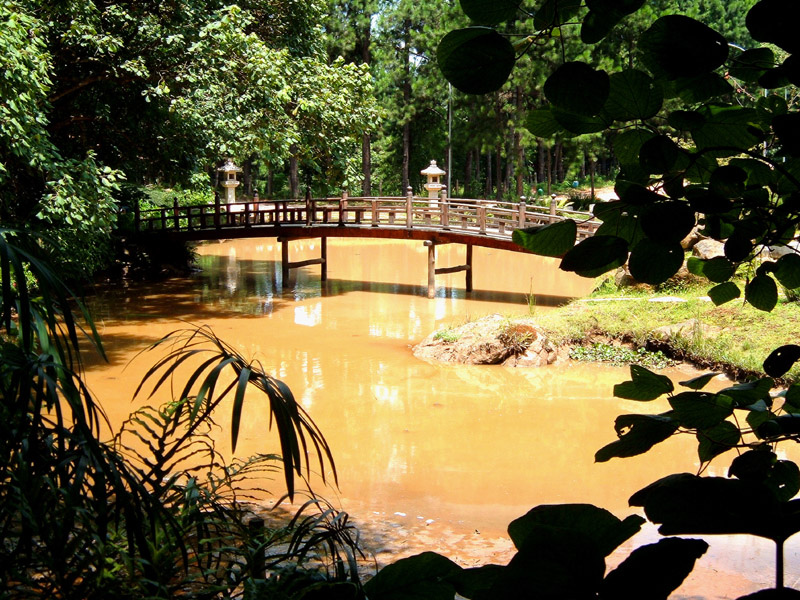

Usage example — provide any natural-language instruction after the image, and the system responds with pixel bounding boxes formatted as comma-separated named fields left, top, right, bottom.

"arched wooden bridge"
left=135, top=191, right=600, bottom=298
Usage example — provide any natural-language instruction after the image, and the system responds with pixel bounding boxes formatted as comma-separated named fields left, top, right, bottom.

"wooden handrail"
left=134, top=195, right=600, bottom=241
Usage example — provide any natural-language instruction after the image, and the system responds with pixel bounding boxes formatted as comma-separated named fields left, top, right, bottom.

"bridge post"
left=214, top=192, right=221, bottom=229
left=518, top=196, right=526, bottom=228
left=427, top=243, right=436, bottom=299
left=466, top=244, right=473, bottom=293
left=244, top=200, right=251, bottom=228
left=371, top=198, right=378, bottom=226
left=549, top=194, right=557, bottom=222
left=440, top=186, right=449, bottom=230
left=406, top=186, right=413, bottom=229
left=305, top=189, right=312, bottom=226
left=173, top=198, right=180, bottom=231
left=478, top=204, right=486, bottom=234
left=339, top=190, right=348, bottom=226
left=321, top=237, right=328, bottom=281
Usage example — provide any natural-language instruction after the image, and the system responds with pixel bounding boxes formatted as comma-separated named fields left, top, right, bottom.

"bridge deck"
left=135, top=194, right=599, bottom=252
left=134, top=195, right=600, bottom=298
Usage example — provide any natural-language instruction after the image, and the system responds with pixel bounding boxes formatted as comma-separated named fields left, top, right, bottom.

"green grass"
left=536, top=279, right=800, bottom=382
left=433, top=328, right=461, bottom=343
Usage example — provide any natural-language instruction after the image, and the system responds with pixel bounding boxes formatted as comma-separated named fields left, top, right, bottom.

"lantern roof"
left=217, top=158, right=242, bottom=173
left=420, top=160, right=446, bottom=177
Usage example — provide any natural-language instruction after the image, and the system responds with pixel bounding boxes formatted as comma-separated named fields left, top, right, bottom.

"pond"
left=83, top=238, right=800, bottom=598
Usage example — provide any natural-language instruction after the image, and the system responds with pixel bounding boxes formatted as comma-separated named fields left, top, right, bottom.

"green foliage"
left=569, top=343, right=676, bottom=369
left=0, top=229, right=359, bottom=597
left=433, top=327, right=461, bottom=342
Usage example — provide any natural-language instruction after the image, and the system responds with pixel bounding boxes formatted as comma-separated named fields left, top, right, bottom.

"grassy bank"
left=535, top=280, right=800, bottom=382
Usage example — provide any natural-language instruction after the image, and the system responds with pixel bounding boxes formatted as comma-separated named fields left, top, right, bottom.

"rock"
left=680, top=227, right=704, bottom=250
left=413, top=314, right=557, bottom=367
left=692, top=239, right=725, bottom=260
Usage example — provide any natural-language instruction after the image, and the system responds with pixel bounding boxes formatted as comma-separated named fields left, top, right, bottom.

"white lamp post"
left=217, top=158, right=242, bottom=204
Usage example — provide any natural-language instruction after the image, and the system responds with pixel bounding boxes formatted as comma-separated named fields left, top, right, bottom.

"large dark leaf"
left=545, top=62, right=610, bottom=117
left=679, top=372, right=721, bottom=390
left=764, top=345, right=800, bottom=378
left=526, top=108, right=564, bottom=137
left=710, top=165, right=748, bottom=199
left=507, top=504, right=644, bottom=557
left=604, top=69, right=662, bottom=121
left=629, top=473, right=799, bottom=541
left=363, top=552, right=462, bottom=600
left=534, top=0, right=582, bottom=30
left=640, top=16, right=728, bottom=80
left=438, top=28, right=515, bottom=94
left=745, top=273, right=778, bottom=311
left=686, top=256, right=737, bottom=283
left=628, top=239, right=684, bottom=285
left=746, top=0, right=800, bottom=55
left=692, top=106, right=763, bottom=157
left=512, top=219, right=577, bottom=257
left=718, top=377, right=774, bottom=407
left=560, top=235, right=628, bottom=275
left=697, top=421, right=741, bottom=462
left=595, top=414, right=679, bottom=462
left=614, top=364, right=675, bottom=401
left=669, top=391, right=733, bottom=429
left=460, top=0, right=522, bottom=25
left=724, top=230, right=754, bottom=262
left=640, top=201, right=696, bottom=244
left=638, top=135, right=684, bottom=174
left=729, top=47, right=776, bottom=83
left=772, top=113, right=800, bottom=157
left=775, top=253, right=800, bottom=289
left=613, top=129, right=656, bottom=167
left=599, top=538, right=708, bottom=600
left=708, top=281, right=741, bottom=305
left=581, top=0, right=644, bottom=43
left=492, top=510, right=611, bottom=598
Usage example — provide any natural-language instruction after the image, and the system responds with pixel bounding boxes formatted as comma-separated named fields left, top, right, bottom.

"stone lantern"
left=421, top=160, right=446, bottom=200
left=217, top=158, right=242, bottom=204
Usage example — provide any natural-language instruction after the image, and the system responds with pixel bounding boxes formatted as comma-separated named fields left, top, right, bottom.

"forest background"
left=0, top=0, right=761, bottom=279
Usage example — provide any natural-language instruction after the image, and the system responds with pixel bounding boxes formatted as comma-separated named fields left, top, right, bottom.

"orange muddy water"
left=83, top=238, right=800, bottom=598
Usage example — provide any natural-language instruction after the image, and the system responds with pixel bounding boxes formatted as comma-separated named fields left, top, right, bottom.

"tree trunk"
left=496, top=143, right=503, bottom=202
left=267, top=165, right=273, bottom=197
left=554, top=142, right=563, bottom=184
left=515, top=87, right=525, bottom=198
left=485, top=149, right=492, bottom=199
left=289, top=144, right=299, bottom=199
left=464, top=149, right=473, bottom=198
left=401, top=19, right=412, bottom=192
left=362, top=132, right=372, bottom=196
left=537, top=139, right=546, bottom=185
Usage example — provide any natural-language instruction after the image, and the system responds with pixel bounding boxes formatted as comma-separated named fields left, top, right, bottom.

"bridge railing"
left=135, top=194, right=600, bottom=239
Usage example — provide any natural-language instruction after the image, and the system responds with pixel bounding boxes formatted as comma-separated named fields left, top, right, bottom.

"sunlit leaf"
left=512, top=219, right=577, bottom=257
left=669, top=392, right=733, bottom=429
left=745, top=273, right=778, bottom=311
left=775, top=253, right=800, bottom=289
left=697, top=421, right=740, bottom=462
left=708, top=281, right=741, bottom=305
left=560, top=235, right=628, bottom=275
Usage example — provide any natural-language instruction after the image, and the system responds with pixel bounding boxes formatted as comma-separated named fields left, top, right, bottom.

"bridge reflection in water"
left=135, top=192, right=600, bottom=298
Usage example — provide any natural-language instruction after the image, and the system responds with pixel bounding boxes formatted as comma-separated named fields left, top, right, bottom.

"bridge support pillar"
left=424, top=241, right=473, bottom=299
left=279, top=237, right=327, bottom=286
